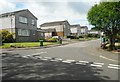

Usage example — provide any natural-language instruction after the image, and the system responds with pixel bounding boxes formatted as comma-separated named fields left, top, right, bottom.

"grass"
left=0, top=42, right=57, bottom=49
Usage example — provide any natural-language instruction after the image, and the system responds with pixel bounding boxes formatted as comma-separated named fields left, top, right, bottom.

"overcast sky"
left=0, top=0, right=102, bottom=30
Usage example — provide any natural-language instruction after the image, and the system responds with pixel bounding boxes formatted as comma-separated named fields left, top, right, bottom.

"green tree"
left=0, top=30, right=15, bottom=43
left=87, top=2, right=120, bottom=50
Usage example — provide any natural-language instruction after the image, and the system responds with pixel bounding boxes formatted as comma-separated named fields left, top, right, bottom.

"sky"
left=0, top=0, right=102, bottom=30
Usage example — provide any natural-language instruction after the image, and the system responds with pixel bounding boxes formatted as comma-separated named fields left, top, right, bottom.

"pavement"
left=1, top=39, right=120, bottom=81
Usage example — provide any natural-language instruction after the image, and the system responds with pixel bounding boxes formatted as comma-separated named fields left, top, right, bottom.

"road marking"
left=90, top=62, right=104, bottom=67
left=108, top=64, right=120, bottom=69
left=43, top=57, right=52, bottom=59
left=109, top=64, right=119, bottom=67
left=41, top=58, right=48, bottom=60
left=32, top=52, right=47, bottom=56
left=54, top=58, right=63, bottom=61
left=99, top=55, right=119, bottom=62
left=93, top=62, right=104, bottom=65
left=62, top=59, right=75, bottom=63
left=50, top=59, right=60, bottom=62
left=21, top=55, right=120, bottom=70
left=75, top=61, right=89, bottom=65
left=26, top=55, right=31, bottom=57
left=75, top=62, right=87, bottom=65
left=62, top=61, right=72, bottom=63
left=78, top=61, right=89, bottom=63
left=22, top=55, right=30, bottom=58
left=108, top=66, right=120, bottom=70
left=90, top=64, right=103, bottom=67
left=36, top=56, right=43, bottom=59
left=65, top=60, right=75, bottom=62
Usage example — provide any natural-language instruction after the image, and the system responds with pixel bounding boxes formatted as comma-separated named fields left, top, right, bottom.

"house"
left=70, top=24, right=81, bottom=36
left=40, top=20, right=71, bottom=38
left=80, top=26, right=88, bottom=35
left=0, top=9, right=38, bottom=42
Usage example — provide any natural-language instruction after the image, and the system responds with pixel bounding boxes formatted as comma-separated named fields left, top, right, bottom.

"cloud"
left=0, top=0, right=16, bottom=13
left=23, top=2, right=90, bottom=26
left=0, top=0, right=101, bottom=29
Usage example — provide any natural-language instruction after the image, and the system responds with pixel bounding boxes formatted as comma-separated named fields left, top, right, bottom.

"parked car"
left=52, top=36, right=59, bottom=39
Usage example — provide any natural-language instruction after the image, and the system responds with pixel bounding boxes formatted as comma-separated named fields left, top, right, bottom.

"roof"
left=0, top=9, right=37, bottom=19
left=40, top=20, right=69, bottom=27
left=70, top=24, right=80, bottom=28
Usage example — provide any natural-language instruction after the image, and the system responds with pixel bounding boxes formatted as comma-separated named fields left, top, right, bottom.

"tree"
left=0, top=30, right=15, bottom=43
left=87, top=2, right=120, bottom=50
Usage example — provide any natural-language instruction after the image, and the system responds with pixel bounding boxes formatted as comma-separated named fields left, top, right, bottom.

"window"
left=64, top=25, right=66, bottom=28
left=31, top=19, right=35, bottom=25
left=19, top=16, right=28, bottom=24
left=18, top=29, right=30, bottom=36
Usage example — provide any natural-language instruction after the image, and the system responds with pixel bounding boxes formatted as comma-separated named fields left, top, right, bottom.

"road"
left=1, top=39, right=120, bottom=80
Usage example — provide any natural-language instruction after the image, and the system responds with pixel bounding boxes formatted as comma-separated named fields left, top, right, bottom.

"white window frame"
left=19, top=16, right=28, bottom=24
left=18, top=29, right=30, bottom=36
left=31, top=19, right=35, bottom=25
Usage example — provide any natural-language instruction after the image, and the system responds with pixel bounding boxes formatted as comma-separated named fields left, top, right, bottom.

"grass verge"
left=0, top=42, right=57, bottom=49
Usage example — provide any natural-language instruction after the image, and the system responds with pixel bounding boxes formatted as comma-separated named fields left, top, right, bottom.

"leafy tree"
left=0, top=30, right=15, bottom=43
left=87, top=2, right=120, bottom=50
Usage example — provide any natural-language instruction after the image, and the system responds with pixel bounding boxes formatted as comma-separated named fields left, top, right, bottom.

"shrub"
left=86, top=34, right=93, bottom=37
left=116, top=33, right=120, bottom=42
left=1, top=30, right=15, bottom=43
left=47, top=38, right=57, bottom=42
left=79, top=35, right=84, bottom=38
left=97, top=34, right=100, bottom=38
left=76, top=36, right=79, bottom=39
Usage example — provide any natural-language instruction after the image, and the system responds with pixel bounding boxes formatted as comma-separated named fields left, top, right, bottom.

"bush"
left=97, top=34, right=100, bottom=38
left=67, top=36, right=75, bottom=39
left=1, top=30, right=15, bottom=43
left=47, top=38, right=57, bottom=42
left=79, top=35, right=84, bottom=38
left=116, top=33, right=120, bottom=42
left=86, top=34, right=100, bottom=38
left=76, top=36, right=79, bottom=39
left=86, top=34, right=93, bottom=37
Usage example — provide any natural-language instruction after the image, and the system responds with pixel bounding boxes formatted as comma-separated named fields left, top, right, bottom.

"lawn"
left=0, top=42, right=57, bottom=48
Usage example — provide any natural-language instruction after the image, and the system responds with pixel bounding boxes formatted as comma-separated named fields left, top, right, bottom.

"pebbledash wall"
left=0, top=9, right=38, bottom=42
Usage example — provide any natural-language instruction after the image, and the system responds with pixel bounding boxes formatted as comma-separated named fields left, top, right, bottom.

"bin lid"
left=39, top=40, right=43, bottom=41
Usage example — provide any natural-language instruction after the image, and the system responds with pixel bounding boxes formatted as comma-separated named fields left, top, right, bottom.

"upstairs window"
left=19, top=16, right=28, bottom=24
left=31, top=19, right=35, bottom=25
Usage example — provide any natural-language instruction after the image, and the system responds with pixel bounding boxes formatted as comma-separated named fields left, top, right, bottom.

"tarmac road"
left=1, top=39, right=120, bottom=80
